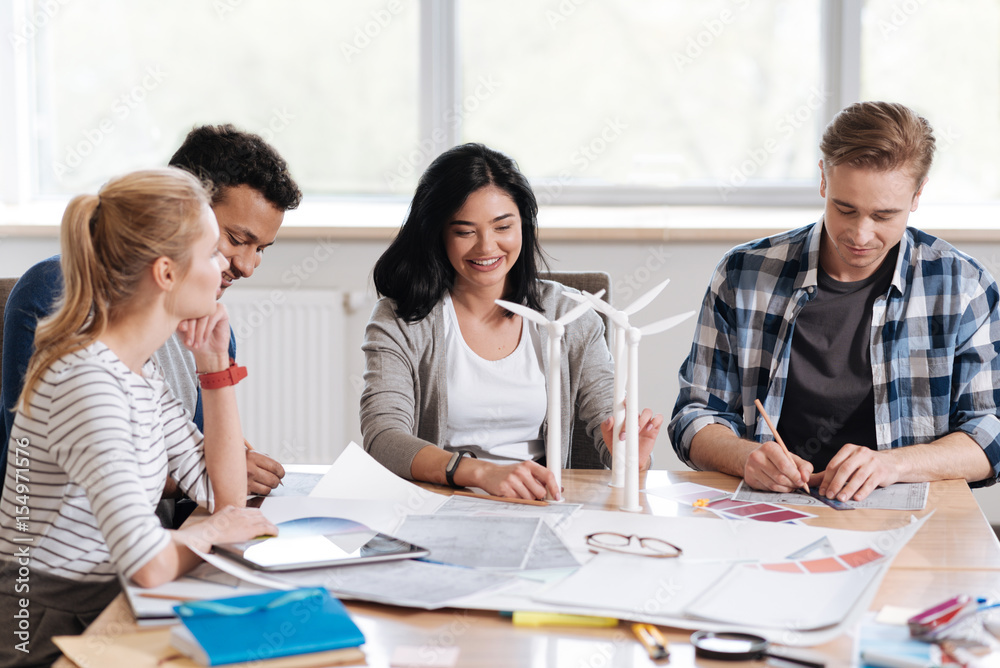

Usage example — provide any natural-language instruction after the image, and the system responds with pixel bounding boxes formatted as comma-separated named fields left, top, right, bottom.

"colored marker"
left=509, top=611, right=618, bottom=628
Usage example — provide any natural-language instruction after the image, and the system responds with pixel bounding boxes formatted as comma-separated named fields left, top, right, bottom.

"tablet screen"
left=214, top=517, right=429, bottom=571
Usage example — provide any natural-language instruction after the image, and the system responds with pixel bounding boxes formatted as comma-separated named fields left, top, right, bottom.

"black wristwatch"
left=445, top=450, right=477, bottom=488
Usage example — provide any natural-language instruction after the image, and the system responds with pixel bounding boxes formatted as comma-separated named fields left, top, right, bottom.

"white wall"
left=3, top=227, right=998, bottom=521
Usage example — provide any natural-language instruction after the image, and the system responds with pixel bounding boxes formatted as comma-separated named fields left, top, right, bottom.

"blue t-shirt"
left=1, top=255, right=236, bottom=476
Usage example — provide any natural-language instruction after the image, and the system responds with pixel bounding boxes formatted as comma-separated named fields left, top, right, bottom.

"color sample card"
left=755, top=548, right=885, bottom=574
left=705, top=498, right=816, bottom=524
left=751, top=509, right=806, bottom=523
left=701, top=498, right=745, bottom=511
left=645, top=481, right=817, bottom=524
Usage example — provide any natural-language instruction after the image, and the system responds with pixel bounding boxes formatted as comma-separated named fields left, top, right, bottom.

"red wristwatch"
left=198, top=358, right=248, bottom=389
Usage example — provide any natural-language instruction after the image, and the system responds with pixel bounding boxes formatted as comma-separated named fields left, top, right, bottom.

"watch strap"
left=198, top=358, right=248, bottom=390
left=445, top=449, right=477, bottom=488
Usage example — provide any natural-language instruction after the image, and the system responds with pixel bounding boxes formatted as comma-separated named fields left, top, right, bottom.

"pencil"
left=452, top=490, right=549, bottom=507
left=753, top=399, right=809, bottom=494
left=632, top=623, right=669, bottom=660
left=137, top=592, right=206, bottom=601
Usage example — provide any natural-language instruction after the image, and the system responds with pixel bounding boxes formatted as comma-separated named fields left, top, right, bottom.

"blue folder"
left=172, top=587, right=365, bottom=665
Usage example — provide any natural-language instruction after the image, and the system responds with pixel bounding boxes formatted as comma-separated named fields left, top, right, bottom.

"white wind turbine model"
left=494, top=291, right=604, bottom=500
left=567, top=280, right=695, bottom=511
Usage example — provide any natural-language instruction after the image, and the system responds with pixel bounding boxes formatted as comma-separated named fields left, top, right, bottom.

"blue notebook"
left=171, top=587, right=365, bottom=666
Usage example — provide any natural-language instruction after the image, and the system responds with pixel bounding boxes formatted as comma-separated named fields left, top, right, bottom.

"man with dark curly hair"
left=1, top=125, right=303, bottom=497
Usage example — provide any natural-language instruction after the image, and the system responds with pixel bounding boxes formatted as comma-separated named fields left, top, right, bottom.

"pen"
left=137, top=592, right=206, bottom=601
left=453, top=490, right=549, bottom=507
left=632, top=623, right=669, bottom=661
left=754, top=399, right=809, bottom=495
left=509, top=611, right=618, bottom=627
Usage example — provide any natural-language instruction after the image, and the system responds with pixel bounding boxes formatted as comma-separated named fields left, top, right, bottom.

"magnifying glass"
left=690, top=631, right=825, bottom=668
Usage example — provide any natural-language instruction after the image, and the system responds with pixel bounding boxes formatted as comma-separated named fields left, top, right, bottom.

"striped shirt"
left=0, top=341, right=214, bottom=582
left=668, top=220, right=1000, bottom=484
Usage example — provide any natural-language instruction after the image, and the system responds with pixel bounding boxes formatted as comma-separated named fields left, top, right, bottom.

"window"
left=2, top=0, right=998, bottom=211
left=24, top=0, right=419, bottom=196
left=860, top=0, right=1000, bottom=203
left=459, top=1, right=822, bottom=204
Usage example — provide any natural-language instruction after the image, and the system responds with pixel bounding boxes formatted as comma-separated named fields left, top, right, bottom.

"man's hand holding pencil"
left=744, top=400, right=814, bottom=494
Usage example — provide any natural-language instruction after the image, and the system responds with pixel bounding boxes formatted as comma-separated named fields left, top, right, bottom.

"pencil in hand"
left=753, top=399, right=809, bottom=494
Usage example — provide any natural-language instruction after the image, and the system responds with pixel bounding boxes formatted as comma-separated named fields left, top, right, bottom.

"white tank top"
left=442, top=293, right=547, bottom=463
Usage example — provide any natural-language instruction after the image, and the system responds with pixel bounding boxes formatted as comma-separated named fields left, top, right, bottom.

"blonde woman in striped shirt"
left=0, top=168, right=277, bottom=667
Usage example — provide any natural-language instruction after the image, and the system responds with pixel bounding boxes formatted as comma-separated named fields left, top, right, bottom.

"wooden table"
left=55, top=470, right=1000, bottom=668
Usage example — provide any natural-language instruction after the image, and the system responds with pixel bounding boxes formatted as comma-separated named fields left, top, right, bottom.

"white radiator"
left=225, top=289, right=346, bottom=464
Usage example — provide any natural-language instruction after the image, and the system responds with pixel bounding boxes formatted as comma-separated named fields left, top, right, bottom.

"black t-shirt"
left=777, top=245, right=898, bottom=471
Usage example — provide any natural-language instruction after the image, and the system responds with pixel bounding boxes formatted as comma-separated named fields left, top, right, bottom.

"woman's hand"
left=178, top=302, right=231, bottom=371
left=601, top=408, right=663, bottom=471
left=132, top=506, right=278, bottom=588
left=467, top=459, right=562, bottom=501
left=178, top=506, right=278, bottom=553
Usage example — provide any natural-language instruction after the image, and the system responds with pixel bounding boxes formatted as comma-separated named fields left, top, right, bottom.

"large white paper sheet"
left=259, top=495, right=402, bottom=534
left=547, top=506, right=901, bottom=564
left=523, top=511, right=930, bottom=642
left=685, top=561, right=882, bottom=629
left=536, top=553, right=732, bottom=617
left=309, top=441, right=447, bottom=515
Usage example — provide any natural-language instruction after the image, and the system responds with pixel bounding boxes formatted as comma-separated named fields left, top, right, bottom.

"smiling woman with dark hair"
left=362, top=143, right=663, bottom=500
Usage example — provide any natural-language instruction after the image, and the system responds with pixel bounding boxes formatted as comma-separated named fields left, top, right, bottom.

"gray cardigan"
left=360, top=280, right=615, bottom=479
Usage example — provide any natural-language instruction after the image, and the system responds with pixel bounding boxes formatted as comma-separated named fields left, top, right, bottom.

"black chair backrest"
left=0, top=277, right=20, bottom=395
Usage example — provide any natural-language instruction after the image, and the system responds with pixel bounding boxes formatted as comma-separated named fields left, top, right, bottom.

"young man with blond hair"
left=669, top=101, right=1000, bottom=501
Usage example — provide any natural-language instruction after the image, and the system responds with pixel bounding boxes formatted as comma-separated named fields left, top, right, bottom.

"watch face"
left=446, top=451, right=464, bottom=486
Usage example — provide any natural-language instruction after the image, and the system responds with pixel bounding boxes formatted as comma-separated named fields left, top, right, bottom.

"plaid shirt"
left=668, top=220, right=1000, bottom=484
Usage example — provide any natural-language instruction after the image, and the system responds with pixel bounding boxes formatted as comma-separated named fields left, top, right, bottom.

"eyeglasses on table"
left=585, top=532, right=683, bottom=558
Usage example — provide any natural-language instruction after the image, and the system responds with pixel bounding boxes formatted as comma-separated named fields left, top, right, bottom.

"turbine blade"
left=639, top=310, right=696, bottom=336
left=623, top=278, right=670, bottom=316
left=495, top=299, right=551, bottom=327
left=556, top=299, right=595, bottom=326
left=564, top=289, right=613, bottom=316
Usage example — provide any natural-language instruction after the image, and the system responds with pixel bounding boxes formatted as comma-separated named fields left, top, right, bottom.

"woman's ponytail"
left=19, top=168, right=210, bottom=413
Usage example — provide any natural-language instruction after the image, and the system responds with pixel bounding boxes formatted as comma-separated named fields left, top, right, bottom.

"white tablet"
left=213, top=517, right=429, bottom=572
